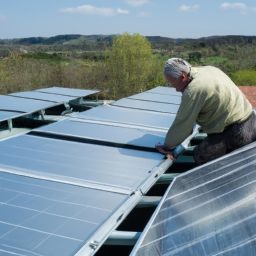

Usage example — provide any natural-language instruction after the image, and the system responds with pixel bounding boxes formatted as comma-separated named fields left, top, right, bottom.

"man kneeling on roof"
left=156, top=58, right=256, bottom=165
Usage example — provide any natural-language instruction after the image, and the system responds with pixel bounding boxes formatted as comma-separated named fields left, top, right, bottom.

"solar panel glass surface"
left=0, top=135, right=164, bottom=194
left=111, top=98, right=180, bottom=114
left=0, top=111, right=24, bottom=122
left=36, top=87, right=100, bottom=97
left=34, top=118, right=166, bottom=149
left=9, top=91, right=77, bottom=103
left=146, top=86, right=182, bottom=96
left=73, top=105, right=175, bottom=130
left=0, top=95, right=59, bottom=113
left=128, top=93, right=181, bottom=105
left=131, top=142, right=256, bottom=256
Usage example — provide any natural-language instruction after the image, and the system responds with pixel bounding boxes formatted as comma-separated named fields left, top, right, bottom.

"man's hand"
left=155, top=143, right=175, bottom=161
left=166, top=154, right=175, bottom=161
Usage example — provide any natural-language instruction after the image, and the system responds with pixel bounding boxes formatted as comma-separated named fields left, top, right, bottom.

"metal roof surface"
left=73, top=105, right=175, bottom=131
left=36, top=87, right=100, bottom=97
left=128, top=92, right=181, bottom=105
left=0, top=171, right=129, bottom=256
left=131, top=142, right=256, bottom=256
left=145, top=86, right=182, bottom=96
left=0, top=95, right=60, bottom=113
left=34, top=118, right=166, bottom=149
left=9, top=91, right=77, bottom=103
left=111, top=98, right=180, bottom=114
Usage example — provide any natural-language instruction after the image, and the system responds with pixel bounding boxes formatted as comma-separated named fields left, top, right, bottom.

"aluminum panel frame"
left=75, top=191, right=142, bottom=256
left=131, top=141, right=256, bottom=256
left=36, top=87, right=100, bottom=97
left=9, top=91, right=77, bottom=103
left=75, top=158, right=173, bottom=256
left=111, top=98, right=180, bottom=114
left=128, top=93, right=181, bottom=105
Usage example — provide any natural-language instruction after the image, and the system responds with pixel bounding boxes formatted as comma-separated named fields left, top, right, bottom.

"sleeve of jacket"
left=164, top=89, right=204, bottom=148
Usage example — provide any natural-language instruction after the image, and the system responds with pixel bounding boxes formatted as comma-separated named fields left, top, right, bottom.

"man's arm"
left=164, top=89, right=205, bottom=148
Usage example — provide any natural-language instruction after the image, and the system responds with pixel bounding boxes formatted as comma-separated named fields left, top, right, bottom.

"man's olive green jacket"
left=164, top=66, right=252, bottom=148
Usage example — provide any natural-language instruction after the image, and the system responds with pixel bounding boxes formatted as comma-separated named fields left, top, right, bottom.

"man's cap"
left=164, top=58, right=191, bottom=78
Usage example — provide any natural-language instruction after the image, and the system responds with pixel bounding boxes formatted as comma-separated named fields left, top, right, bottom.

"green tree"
left=105, top=32, right=154, bottom=99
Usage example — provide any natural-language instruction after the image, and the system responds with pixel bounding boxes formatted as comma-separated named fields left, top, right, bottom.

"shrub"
left=188, top=51, right=202, bottom=62
left=231, top=70, right=256, bottom=86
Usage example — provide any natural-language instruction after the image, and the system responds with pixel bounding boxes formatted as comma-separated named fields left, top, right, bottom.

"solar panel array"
left=131, top=141, right=256, bottom=256
left=0, top=86, right=184, bottom=256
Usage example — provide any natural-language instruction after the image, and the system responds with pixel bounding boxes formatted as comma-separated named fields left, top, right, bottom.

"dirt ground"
left=238, top=86, right=256, bottom=108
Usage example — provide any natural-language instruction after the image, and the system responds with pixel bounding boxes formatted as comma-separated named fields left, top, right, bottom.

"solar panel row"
left=0, top=86, right=100, bottom=123
left=111, top=88, right=181, bottom=114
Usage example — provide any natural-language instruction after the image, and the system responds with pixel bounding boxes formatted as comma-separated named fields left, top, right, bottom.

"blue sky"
left=0, top=0, right=255, bottom=39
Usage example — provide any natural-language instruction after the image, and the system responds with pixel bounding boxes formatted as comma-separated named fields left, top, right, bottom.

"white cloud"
left=0, top=15, right=7, bottom=20
left=220, top=3, right=246, bottom=9
left=137, top=11, right=150, bottom=17
left=220, top=2, right=256, bottom=14
left=179, top=5, right=200, bottom=12
left=117, top=8, right=129, bottom=14
left=60, top=5, right=116, bottom=17
left=126, top=0, right=149, bottom=7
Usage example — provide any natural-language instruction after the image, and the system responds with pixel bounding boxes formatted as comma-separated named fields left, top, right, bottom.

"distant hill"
left=0, top=34, right=256, bottom=46
left=0, top=35, right=116, bottom=45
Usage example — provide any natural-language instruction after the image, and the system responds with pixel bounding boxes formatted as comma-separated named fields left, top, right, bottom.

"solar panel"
left=9, top=91, right=77, bottom=103
left=128, top=92, right=181, bottom=105
left=0, top=171, right=129, bottom=256
left=0, top=111, right=25, bottom=123
left=0, top=95, right=60, bottom=113
left=36, top=87, right=100, bottom=97
left=34, top=118, right=166, bottom=149
left=73, top=105, right=175, bottom=131
left=111, top=98, right=180, bottom=114
left=0, top=134, right=164, bottom=194
left=131, top=142, right=256, bottom=256
left=145, top=86, right=182, bottom=96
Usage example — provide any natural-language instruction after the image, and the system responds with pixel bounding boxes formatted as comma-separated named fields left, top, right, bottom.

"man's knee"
left=193, top=136, right=226, bottom=165
left=193, top=144, right=206, bottom=166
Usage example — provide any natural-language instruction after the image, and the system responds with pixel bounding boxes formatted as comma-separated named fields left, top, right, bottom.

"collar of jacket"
left=189, top=67, right=198, bottom=80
